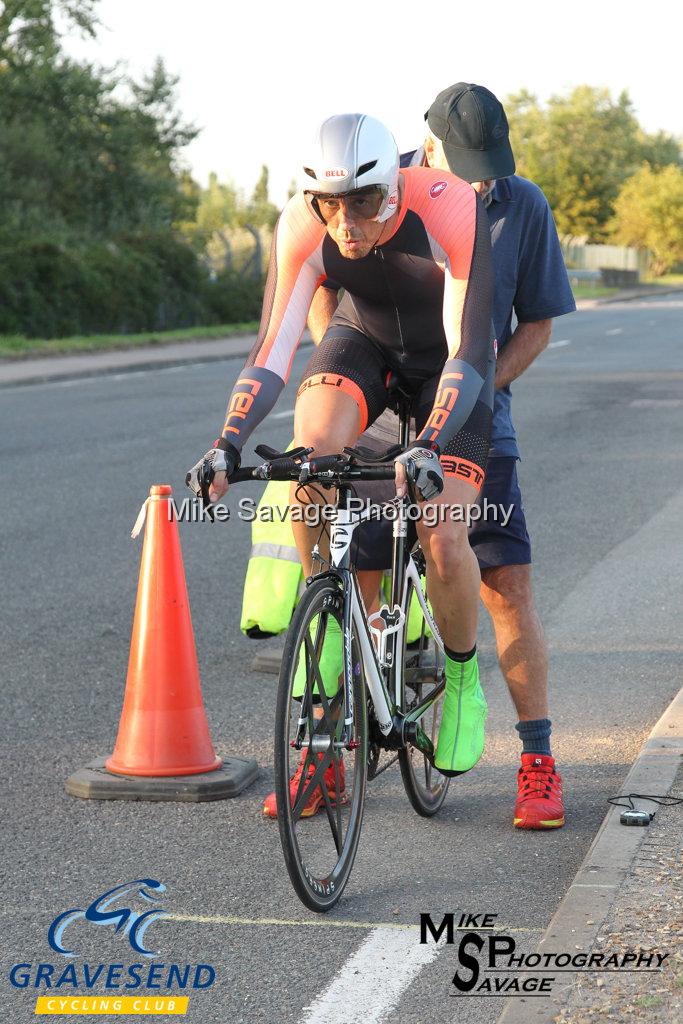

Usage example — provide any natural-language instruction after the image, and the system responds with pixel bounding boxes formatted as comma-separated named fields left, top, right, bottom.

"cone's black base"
left=250, top=645, right=284, bottom=674
left=65, top=757, right=259, bottom=802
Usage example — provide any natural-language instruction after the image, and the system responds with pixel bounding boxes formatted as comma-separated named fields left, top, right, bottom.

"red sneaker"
left=263, top=752, right=346, bottom=819
left=514, top=754, right=565, bottom=829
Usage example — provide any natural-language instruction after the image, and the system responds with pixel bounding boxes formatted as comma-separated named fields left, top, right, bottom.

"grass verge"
left=572, top=274, right=683, bottom=301
left=571, top=284, right=619, bottom=299
left=0, top=322, right=259, bottom=360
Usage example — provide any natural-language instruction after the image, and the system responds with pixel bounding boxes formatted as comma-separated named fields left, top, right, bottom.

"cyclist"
left=307, top=85, right=574, bottom=830
left=187, top=113, right=496, bottom=814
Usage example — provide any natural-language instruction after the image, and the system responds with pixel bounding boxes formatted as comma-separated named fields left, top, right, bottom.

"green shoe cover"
left=434, top=652, right=487, bottom=776
left=293, top=616, right=343, bottom=699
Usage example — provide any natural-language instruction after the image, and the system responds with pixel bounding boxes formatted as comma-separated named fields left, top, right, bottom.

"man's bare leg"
left=290, top=386, right=361, bottom=575
left=480, top=564, right=548, bottom=721
left=409, top=478, right=486, bottom=775
left=358, top=570, right=383, bottom=616
left=415, top=479, right=481, bottom=652
left=481, top=562, right=563, bottom=829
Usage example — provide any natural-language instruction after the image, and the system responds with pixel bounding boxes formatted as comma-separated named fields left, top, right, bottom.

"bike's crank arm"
left=403, top=721, right=436, bottom=766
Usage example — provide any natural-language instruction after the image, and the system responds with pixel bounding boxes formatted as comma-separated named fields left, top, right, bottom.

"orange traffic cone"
left=106, top=484, right=220, bottom=776
left=66, top=484, right=258, bottom=801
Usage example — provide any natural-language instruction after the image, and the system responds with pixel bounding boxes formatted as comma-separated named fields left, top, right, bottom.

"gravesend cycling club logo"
left=429, top=180, right=448, bottom=198
left=419, top=912, right=670, bottom=997
left=8, top=879, right=217, bottom=1016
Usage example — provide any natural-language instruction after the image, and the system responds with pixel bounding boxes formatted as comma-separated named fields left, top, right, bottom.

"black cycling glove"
left=185, top=438, right=241, bottom=500
left=395, top=443, right=444, bottom=502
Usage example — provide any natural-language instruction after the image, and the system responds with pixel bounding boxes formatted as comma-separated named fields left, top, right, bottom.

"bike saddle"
left=385, top=370, right=414, bottom=416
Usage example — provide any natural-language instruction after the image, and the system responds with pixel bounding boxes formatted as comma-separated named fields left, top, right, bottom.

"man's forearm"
left=495, top=319, right=552, bottom=389
left=307, top=285, right=339, bottom=344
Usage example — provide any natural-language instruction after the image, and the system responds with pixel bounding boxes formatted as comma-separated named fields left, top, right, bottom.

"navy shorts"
left=353, top=454, right=531, bottom=571
left=469, top=456, right=531, bottom=570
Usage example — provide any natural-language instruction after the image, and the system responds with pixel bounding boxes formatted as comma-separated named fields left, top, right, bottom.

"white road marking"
left=271, top=407, right=295, bottom=419
left=548, top=339, right=571, bottom=348
left=301, top=926, right=444, bottom=1024
left=166, top=912, right=529, bottom=933
left=605, top=328, right=622, bottom=335
left=605, top=299, right=683, bottom=309
left=168, top=913, right=417, bottom=932
left=630, top=398, right=683, bottom=408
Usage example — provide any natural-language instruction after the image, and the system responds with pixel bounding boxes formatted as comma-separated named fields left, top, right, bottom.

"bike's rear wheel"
left=274, top=577, right=367, bottom=912
left=398, top=573, right=450, bottom=816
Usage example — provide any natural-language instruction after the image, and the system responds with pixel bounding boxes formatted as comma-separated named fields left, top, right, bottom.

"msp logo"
left=48, top=879, right=168, bottom=958
left=418, top=912, right=670, bottom=998
left=429, top=180, right=448, bottom=198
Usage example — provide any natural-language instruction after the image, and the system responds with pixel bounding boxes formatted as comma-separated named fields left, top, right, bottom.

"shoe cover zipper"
left=450, top=662, right=464, bottom=770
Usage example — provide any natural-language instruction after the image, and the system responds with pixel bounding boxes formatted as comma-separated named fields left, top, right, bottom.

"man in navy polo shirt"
left=307, top=84, right=575, bottom=829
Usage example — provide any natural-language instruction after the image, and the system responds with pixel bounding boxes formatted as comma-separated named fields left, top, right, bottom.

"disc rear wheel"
left=398, top=573, right=449, bottom=816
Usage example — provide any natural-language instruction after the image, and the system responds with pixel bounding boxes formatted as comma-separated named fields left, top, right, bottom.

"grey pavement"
left=1, top=294, right=682, bottom=1023
left=555, top=760, right=683, bottom=1023
left=0, top=331, right=263, bottom=387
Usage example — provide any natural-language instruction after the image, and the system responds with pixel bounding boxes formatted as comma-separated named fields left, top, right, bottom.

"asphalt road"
left=1, top=295, right=682, bottom=1023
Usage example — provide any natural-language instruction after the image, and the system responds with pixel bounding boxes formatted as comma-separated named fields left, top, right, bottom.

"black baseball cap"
left=425, top=83, right=515, bottom=182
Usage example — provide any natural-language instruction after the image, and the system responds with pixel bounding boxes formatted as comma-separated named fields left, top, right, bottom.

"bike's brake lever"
left=199, top=467, right=215, bottom=522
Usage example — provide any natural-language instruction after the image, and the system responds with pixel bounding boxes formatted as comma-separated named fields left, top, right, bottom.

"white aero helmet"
left=303, top=113, right=400, bottom=223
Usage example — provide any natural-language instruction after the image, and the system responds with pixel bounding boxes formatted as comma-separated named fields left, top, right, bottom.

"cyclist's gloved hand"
left=395, top=444, right=443, bottom=502
left=186, top=438, right=240, bottom=504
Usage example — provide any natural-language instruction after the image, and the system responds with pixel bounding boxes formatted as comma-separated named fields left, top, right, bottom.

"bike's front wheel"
left=274, top=576, right=367, bottom=912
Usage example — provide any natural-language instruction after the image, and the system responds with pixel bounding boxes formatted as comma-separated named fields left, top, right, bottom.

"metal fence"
left=562, top=243, right=649, bottom=273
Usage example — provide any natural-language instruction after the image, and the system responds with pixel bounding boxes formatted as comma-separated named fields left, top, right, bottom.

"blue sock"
left=515, top=718, right=552, bottom=757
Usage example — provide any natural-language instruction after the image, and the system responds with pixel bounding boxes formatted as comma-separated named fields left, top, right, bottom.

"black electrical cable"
left=607, top=793, right=683, bottom=821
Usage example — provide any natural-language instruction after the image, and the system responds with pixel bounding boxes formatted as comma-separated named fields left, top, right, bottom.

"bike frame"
left=231, top=397, right=447, bottom=760
left=319, top=482, right=446, bottom=752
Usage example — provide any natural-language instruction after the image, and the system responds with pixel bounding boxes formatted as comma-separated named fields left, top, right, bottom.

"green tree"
left=198, top=172, right=239, bottom=231
left=0, top=4, right=198, bottom=239
left=610, top=163, right=683, bottom=275
left=242, top=164, right=279, bottom=229
left=639, top=129, right=682, bottom=170
left=0, top=0, right=225, bottom=336
left=0, top=0, right=97, bottom=63
left=506, top=86, right=681, bottom=242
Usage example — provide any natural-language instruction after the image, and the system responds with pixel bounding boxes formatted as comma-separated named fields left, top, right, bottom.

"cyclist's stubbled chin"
left=335, top=237, right=372, bottom=259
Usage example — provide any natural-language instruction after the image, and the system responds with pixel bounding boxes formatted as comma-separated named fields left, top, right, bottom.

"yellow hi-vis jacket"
left=240, top=477, right=431, bottom=643
left=240, top=477, right=304, bottom=637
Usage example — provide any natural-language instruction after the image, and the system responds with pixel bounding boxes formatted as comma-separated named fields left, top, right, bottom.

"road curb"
left=597, top=285, right=683, bottom=304
left=575, top=285, right=683, bottom=310
left=0, top=333, right=314, bottom=388
left=496, top=685, right=683, bottom=1024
